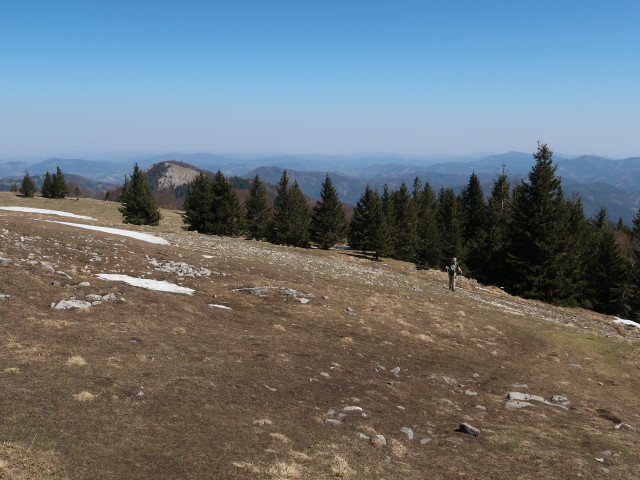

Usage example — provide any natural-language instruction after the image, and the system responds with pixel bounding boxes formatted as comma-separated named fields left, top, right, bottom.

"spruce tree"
left=506, top=143, right=572, bottom=303
left=19, top=172, right=37, bottom=197
left=380, top=184, right=395, bottom=257
left=41, top=172, right=53, bottom=198
left=118, top=163, right=161, bottom=226
left=436, top=187, right=463, bottom=268
left=415, top=181, right=441, bottom=269
left=244, top=175, right=271, bottom=240
left=211, top=170, right=245, bottom=236
left=51, top=166, right=68, bottom=198
left=310, top=174, right=347, bottom=249
left=183, top=172, right=214, bottom=233
left=269, top=171, right=311, bottom=247
left=586, top=208, right=626, bottom=314
left=459, top=172, right=487, bottom=276
left=348, top=185, right=389, bottom=260
left=478, top=169, right=511, bottom=285
left=391, top=181, right=418, bottom=262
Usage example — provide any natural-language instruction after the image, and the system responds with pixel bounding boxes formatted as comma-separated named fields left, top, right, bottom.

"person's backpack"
left=449, top=263, right=457, bottom=274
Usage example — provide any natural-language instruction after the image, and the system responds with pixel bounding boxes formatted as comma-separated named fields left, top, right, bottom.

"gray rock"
left=102, top=293, right=117, bottom=301
left=91, top=301, right=103, bottom=306
left=374, top=434, right=387, bottom=446
left=551, top=395, right=569, bottom=404
left=0, top=294, right=10, bottom=300
left=76, top=281, right=91, bottom=287
left=85, top=294, right=103, bottom=302
left=52, top=281, right=61, bottom=286
left=505, top=400, right=535, bottom=409
left=297, top=297, right=310, bottom=304
left=456, top=423, right=480, bottom=436
left=325, top=419, right=342, bottom=426
left=419, top=438, right=432, bottom=445
left=601, top=467, right=610, bottom=473
left=569, top=363, right=583, bottom=369
left=326, top=409, right=336, bottom=415
left=263, top=384, right=276, bottom=392
left=472, top=373, right=480, bottom=378
left=52, top=299, right=92, bottom=309
left=595, top=458, right=605, bottom=463
left=400, top=427, right=414, bottom=440
left=507, top=392, right=545, bottom=403
left=614, top=423, right=638, bottom=432
left=390, top=367, right=401, bottom=376
left=511, top=384, right=529, bottom=388
left=342, top=406, right=363, bottom=412
left=356, top=432, right=369, bottom=440
left=0, top=257, right=13, bottom=264
left=464, top=390, right=478, bottom=396
left=475, top=405, right=487, bottom=411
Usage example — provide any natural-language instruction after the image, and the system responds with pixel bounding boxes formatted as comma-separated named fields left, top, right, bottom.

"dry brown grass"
left=1, top=193, right=640, bottom=479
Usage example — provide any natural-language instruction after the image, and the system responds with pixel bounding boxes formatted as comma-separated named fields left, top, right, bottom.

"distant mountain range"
left=1, top=151, right=639, bottom=223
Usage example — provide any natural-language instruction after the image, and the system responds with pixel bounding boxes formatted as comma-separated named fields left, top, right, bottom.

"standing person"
left=446, top=257, right=463, bottom=290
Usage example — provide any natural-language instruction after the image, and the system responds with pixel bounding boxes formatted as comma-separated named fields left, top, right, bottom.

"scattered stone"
left=456, top=423, right=480, bottom=436
left=472, top=373, right=480, bottom=378
left=357, top=432, right=370, bottom=440
left=52, top=299, right=92, bottom=309
left=614, top=423, right=638, bottom=432
left=52, top=281, right=61, bottom=286
left=602, top=450, right=612, bottom=456
left=595, top=458, right=605, bottom=463
left=297, top=297, right=310, bottom=304
left=505, top=400, right=535, bottom=409
left=419, top=438, right=432, bottom=445
left=263, top=384, right=277, bottom=392
left=321, top=295, right=329, bottom=299
left=601, top=467, right=610, bottom=473
left=136, top=391, right=145, bottom=397
left=0, top=294, right=10, bottom=300
left=551, top=395, right=569, bottom=404
left=390, top=367, right=401, bottom=376
left=85, top=294, right=103, bottom=302
left=0, top=257, right=13, bottom=264
left=476, top=405, right=487, bottom=411
left=209, top=304, right=232, bottom=310
left=342, top=406, right=363, bottom=412
left=464, top=390, right=478, bottom=396
left=373, top=434, right=387, bottom=446
left=569, top=364, right=583, bottom=369
left=400, top=427, right=414, bottom=440
left=346, top=307, right=357, bottom=315
left=507, top=392, right=545, bottom=403
left=326, top=409, right=336, bottom=415
left=325, top=419, right=342, bottom=426
left=75, top=282, right=90, bottom=287
left=102, top=293, right=116, bottom=301
left=511, top=384, right=529, bottom=389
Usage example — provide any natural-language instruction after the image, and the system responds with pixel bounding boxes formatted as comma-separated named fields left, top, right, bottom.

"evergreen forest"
left=129, top=145, right=640, bottom=319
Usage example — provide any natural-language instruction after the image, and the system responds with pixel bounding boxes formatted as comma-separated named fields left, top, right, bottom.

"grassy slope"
left=0, top=192, right=639, bottom=480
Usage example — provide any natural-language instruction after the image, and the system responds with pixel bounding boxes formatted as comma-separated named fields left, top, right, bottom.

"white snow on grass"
left=96, top=274, right=195, bottom=295
left=208, top=304, right=232, bottom=310
left=0, top=206, right=95, bottom=220
left=43, top=220, right=170, bottom=245
left=612, top=317, right=640, bottom=328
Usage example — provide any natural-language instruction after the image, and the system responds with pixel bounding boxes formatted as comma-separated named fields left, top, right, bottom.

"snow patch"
left=612, top=317, right=640, bottom=328
left=0, top=206, right=95, bottom=220
left=96, top=274, right=194, bottom=295
left=43, top=220, right=170, bottom=245
left=208, top=304, right=232, bottom=310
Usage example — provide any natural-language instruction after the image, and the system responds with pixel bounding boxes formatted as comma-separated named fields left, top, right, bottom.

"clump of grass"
left=320, top=372, right=331, bottom=378
left=329, top=454, right=355, bottom=478
left=66, top=356, right=87, bottom=366
left=270, top=433, right=291, bottom=444
left=289, top=451, right=310, bottom=462
left=390, top=439, right=408, bottom=458
left=3, top=367, right=20, bottom=374
left=172, top=327, right=187, bottom=335
left=232, top=461, right=261, bottom=474
left=340, top=337, right=354, bottom=344
left=253, top=418, right=273, bottom=426
left=273, top=324, right=286, bottom=331
left=267, top=460, right=301, bottom=479
left=72, top=391, right=96, bottom=402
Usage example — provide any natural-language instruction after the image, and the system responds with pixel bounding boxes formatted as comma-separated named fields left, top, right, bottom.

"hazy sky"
left=2, top=0, right=639, bottom=158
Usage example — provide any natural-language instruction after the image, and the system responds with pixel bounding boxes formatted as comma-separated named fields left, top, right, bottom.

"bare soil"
left=1, top=192, right=639, bottom=479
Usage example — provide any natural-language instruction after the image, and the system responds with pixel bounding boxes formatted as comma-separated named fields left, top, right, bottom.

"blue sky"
left=1, top=0, right=639, bottom=158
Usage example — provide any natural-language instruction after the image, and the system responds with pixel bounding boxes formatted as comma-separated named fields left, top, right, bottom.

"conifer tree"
left=459, top=172, right=487, bottom=276
left=436, top=187, right=462, bottom=267
left=380, top=184, right=395, bottom=257
left=183, top=172, right=214, bottom=233
left=41, top=172, right=53, bottom=198
left=586, top=208, right=626, bottom=314
left=51, top=166, right=68, bottom=198
left=269, top=171, right=311, bottom=247
left=391, top=181, right=418, bottom=262
left=119, top=175, right=131, bottom=202
left=19, top=172, right=37, bottom=197
left=244, top=175, right=271, bottom=240
left=348, top=185, right=389, bottom=260
left=118, top=163, right=161, bottom=226
left=211, top=170, right=244, bottom=236
left=415, top=181, right=441, bottom=269
left=506, top=143, right=572, bottom=303
left=310, top=174, right=347, bottom=249
left=477, top=169, right=511, bottom=285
